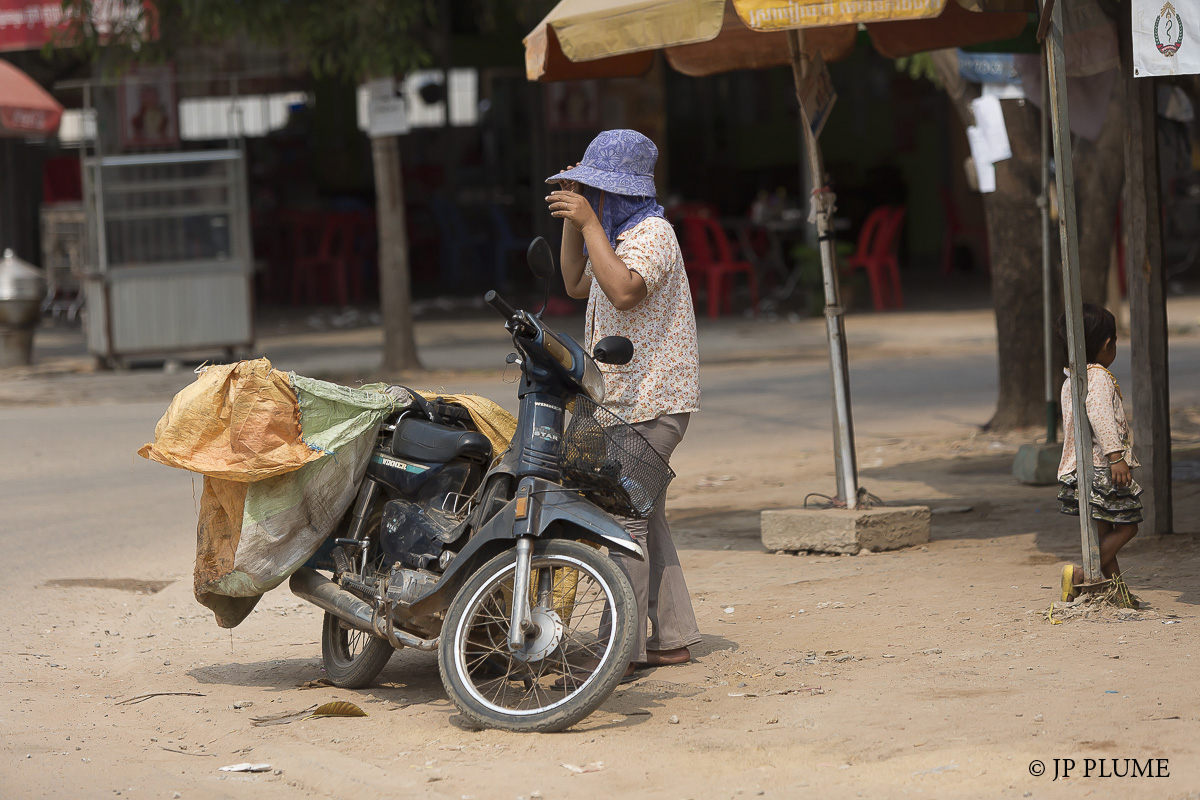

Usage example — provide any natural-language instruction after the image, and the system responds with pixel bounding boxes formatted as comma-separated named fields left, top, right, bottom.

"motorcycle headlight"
left=581, top=355, right=605, bottom=404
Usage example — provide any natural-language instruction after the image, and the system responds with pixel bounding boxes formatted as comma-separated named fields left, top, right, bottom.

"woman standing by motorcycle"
left=545, top=129, right=702, bottom=676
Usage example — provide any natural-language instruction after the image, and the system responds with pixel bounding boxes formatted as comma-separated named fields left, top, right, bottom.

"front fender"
left=405, top=477, right=641, bottom=618
left=524, top=479, right=643, bottom=560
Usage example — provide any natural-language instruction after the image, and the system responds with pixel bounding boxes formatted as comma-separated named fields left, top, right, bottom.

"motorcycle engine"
left=381, top=498, right=458, bottom=570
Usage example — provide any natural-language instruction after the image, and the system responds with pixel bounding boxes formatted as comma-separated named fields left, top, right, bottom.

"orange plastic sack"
left=137, top=359, right=325, bottom=482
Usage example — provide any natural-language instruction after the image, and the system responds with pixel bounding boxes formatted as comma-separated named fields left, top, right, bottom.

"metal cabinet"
left=81, top=149, right=253, bottom=363
left=39, top=202, right=86, bottom=322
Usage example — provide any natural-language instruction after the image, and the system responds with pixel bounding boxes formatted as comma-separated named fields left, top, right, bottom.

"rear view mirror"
left=526, top=237, right=556, bottom=279
left=593, top=336, right=633, bottom=365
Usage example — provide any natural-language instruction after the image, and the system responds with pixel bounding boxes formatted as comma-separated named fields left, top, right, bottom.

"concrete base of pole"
left=0, top=326, right=34, bottom=368
left=1012, top=443, right=1064, bottom=486
left=761, top=506, right=930, bottom=555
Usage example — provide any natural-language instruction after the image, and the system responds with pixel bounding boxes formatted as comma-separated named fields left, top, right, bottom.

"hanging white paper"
left=1133, top=0, right=1200, bottom=77
left=966, top=128, right=999, bottom=193
left=965, top=94, right=1011, bottom=194
left=365, top=78, right=409, bottom=138
left=982, top=82, right=1026, bottom=101
left=968, top=95, right=1013, bottom=164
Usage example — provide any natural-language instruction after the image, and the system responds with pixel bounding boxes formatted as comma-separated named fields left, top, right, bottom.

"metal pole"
left=1040, top=61, right=1056, bottom=444
left=1044, top=0, right=1102, bottom=581
left=787, top=30, right=859, bottom=509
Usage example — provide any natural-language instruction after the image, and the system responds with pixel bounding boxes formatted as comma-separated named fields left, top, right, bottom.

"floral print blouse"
left=1058, top=365, right=1140, bottom=479
left=584, top=216, right=700, bottom=424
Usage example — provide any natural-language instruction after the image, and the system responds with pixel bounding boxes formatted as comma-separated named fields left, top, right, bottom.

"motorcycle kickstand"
left=507, top=536, right=539, bottom=652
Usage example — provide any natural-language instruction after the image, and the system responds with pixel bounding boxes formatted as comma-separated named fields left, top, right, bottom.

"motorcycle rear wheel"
left=439, top=539, right=636, bottom=733
left=320, top=612, right=395, bottom=689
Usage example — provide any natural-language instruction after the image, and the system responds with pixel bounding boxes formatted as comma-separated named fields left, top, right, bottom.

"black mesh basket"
left=560, top=395, right=675, bottom=520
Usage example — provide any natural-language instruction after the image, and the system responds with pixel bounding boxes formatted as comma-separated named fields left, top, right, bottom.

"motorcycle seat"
left=392, top=418, right=493, bottom=465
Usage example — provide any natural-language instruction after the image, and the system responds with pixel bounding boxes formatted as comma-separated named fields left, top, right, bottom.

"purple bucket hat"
left=545, top=129, right=658, bottom=197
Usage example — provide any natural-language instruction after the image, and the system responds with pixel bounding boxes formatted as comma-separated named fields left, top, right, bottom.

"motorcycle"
left=288, top=237, right=674, bottom=732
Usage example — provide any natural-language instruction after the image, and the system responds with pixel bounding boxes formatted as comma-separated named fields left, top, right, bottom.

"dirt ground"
left=5, top=409, right=1200, bottom=800
left=6, top=300, right=1200, bottom=798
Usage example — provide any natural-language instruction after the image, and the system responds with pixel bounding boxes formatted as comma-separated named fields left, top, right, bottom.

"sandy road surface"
left=4, top=327, right=1200, bottom=799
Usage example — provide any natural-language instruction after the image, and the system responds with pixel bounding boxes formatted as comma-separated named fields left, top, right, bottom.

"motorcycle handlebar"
left=484, top=290, right=518, bottom=321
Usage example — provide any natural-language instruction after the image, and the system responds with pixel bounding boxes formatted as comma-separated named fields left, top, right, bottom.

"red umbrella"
left=0, top=58, right=63, bottom=137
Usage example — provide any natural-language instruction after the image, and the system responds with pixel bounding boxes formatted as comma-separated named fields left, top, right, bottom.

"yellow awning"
left=524, top=0, right=1032, bottom=82
left=530, top=0, right=727, bottom=63
left=732, top=0, right=946, bottom=30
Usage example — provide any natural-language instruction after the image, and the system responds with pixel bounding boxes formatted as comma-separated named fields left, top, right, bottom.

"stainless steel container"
left=0, top=248, right=47, bottom=367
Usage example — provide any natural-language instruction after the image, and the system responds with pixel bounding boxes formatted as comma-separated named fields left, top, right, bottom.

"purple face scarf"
left=580, top=185, right=665, bottom=257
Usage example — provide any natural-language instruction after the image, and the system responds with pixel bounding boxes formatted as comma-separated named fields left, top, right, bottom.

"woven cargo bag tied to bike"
left=137, top=358, right=516, bottom=628
left=136, top=359, right=400, bottom=627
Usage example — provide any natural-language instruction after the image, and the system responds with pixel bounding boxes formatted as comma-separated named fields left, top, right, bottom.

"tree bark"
left=1073, top=86, right=1126, bottom=306
left=371, top=134, right=421, bottom=372
left=932, top=55, right=1122, bottom=431
left=980, top=99, right=1050, bottom=431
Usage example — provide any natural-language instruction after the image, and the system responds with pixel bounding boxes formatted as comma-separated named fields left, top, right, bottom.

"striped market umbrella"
left=524, top=0, right=1032, bottom=508
left=0, top=58, right=62, bottom=138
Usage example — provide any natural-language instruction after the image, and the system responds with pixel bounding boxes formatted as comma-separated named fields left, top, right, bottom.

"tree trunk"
left=980, top=99, right=1050, bottom=431
left=1073, top=85, right=1126, bottom=306
left=932, top=56, right=1123, bottom=431
left=371, top=134, right=421, bottom=372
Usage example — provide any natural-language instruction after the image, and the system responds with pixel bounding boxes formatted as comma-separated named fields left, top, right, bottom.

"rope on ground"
left=802, top=487, right=886, bottom=510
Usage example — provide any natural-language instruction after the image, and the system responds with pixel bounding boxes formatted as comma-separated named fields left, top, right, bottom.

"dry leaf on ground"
left=308, top=701, right=367, bottom=719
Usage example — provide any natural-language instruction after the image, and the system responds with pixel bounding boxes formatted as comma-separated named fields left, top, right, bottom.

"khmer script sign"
left=733, top=0, right=945, bottom=29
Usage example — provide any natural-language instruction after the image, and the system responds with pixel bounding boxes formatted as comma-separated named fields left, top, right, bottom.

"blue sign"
left=957, top=51, right=1021, bottom=84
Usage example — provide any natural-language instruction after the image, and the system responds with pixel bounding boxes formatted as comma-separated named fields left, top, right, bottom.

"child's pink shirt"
left=1058, top=365, right=1140, bottom=480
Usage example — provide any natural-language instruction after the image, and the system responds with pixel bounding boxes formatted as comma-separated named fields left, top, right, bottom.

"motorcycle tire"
left=320, top=611, right=395, bottom=689
left=438, top=539, right=637, bottom=733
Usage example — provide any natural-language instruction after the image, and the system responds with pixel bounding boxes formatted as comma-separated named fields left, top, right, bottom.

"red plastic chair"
left=675, top=214, right=760, bottom=319
left=939, top=186, right=989, bottom=276
left=290, top=212, right=363, bottom=307
left=667, top=202, right=720, bottom=222
left=846, top=205, right=906, bottom=311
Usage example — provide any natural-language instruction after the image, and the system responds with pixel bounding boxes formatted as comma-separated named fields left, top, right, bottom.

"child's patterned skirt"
left=1058, top=465, right=1143, bottom=525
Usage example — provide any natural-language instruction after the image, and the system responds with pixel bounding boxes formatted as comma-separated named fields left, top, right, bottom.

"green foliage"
left=894, top=53, right=941, bottom=86
left=57, top=0, right=439, bottom=80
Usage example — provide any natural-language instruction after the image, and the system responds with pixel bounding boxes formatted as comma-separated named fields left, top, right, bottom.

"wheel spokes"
left=456, top=555, right=619, bottom=713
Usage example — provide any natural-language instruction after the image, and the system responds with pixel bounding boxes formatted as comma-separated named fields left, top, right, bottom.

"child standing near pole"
left=1057, top=303, right=1141, bottom=601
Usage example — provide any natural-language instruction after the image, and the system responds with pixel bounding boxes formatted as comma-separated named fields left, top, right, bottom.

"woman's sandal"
left=1061, top=564, right=1079, bottom=602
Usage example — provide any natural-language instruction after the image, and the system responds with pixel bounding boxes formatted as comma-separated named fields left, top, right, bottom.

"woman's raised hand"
left=546, top=188, right=598, bottom=234
left=555, top=163, right=581, bottom=193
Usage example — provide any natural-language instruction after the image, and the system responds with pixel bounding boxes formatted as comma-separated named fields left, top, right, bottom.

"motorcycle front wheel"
left=439, top=539, right=637, bottom=732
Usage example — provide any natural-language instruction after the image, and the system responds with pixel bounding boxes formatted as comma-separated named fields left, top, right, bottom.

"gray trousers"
left=610, top=413, right=701, bottom=662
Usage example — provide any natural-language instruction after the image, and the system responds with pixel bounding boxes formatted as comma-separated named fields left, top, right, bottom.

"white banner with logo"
left=1133, top=0, right=1200, bottom=76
